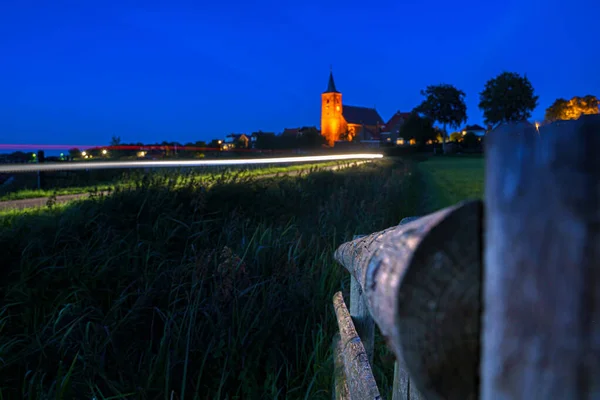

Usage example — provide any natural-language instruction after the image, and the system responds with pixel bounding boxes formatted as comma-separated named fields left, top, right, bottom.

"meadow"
left=416, top=155, right=484, bottom=212
left=0, top=159, right=420, bottom=399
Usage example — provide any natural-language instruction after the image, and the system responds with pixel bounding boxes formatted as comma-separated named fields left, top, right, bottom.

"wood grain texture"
left=391, top=217, right=424, bottom=400
left=333, top=291, right=381, bottom=399
left=483, top=116, right=600, bottom=399
left=333, top=333, right=350, bottom=400
left=335, top=201, right=483, bottom=400
left=392, top=358, right=424, bottom=400
left=351, top=235, right=375, bottom=365
left=350, top=275, right=375, bottom=364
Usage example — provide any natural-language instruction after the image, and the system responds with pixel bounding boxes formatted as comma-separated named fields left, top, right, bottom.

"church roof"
left=324, top=71, right=339, bottom=93
left=343, top=105, right=384, bottom=126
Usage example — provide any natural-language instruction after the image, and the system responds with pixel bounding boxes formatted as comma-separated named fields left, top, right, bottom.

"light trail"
left=0, top=154, right=384, bottom=173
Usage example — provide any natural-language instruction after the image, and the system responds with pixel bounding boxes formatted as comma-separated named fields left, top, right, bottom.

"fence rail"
left=331, top=116, right=600, bottom=399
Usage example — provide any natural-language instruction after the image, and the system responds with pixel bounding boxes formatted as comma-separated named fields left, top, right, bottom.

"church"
left=320, top=70, right=385, bottom=146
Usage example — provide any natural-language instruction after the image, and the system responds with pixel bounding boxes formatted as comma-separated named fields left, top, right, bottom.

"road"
left=0, top=161, right=370, bottom=211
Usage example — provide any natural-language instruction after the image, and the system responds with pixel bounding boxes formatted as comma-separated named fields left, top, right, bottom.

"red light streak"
left=0, top=144, right=272, bottom=152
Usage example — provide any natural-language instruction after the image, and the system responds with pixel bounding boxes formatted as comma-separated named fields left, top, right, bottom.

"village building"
left=320, top=71, right=386, bottom=146
left=320, top=71, right=415, bottom=147
left=461, top=124, right=487, bottom=137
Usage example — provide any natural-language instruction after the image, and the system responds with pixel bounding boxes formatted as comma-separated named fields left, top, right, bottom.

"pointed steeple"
left=324, top=68, right=339, bottom=93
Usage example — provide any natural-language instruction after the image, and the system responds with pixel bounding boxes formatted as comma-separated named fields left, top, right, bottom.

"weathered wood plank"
left=333, top=333, right=350, bottom=400
left=335, top=201, right=483, bottom=400
left=482, top=116, right=600, bottom=399
left=333, top=291, right=381, bottom=399
left=351, top=234, right=375, bottom=365
left=391, top=217, right=424, bottom=400
left=392, top=359, right=423, bottom=400
left=350, top=275, right=375, bottom=364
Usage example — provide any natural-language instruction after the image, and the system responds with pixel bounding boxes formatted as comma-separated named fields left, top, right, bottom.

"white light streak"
left=0, top=154, right=383, bottom=173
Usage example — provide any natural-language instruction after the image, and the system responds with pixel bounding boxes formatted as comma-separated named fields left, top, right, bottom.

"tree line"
left=402, top=71, right=598, bottom=152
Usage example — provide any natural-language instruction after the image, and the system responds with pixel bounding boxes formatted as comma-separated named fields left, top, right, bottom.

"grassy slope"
left=0, top=160, right=360, bottom=201
left=0, top=159, right=418, bottom=399
left=417, top=155, right=484, bottom=212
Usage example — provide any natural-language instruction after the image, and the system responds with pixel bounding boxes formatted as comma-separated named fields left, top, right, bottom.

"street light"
left=102, top=149, right=108, bottom=155
left=81, top=151, right=87, bottom=156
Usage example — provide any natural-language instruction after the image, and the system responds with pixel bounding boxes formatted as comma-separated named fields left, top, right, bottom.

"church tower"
left=321, top=70, right=343, bottom=146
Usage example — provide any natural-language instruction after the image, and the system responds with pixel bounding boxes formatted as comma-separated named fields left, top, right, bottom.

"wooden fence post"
left=482, top=116, right=600, bottom=399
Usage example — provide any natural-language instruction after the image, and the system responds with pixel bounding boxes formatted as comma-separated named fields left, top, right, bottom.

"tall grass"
left=0, top=160, right=362, bottom=201
left=0, top=159, right=418, bottom=399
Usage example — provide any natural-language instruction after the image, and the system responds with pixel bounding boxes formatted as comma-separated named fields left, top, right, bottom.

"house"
left=281, top=126, right=320, bottom=138
left=224, top=133, right=250, bottom=149
left=381, top=111, right=413, bottom=145
left=281, top=128, right=301, bottom=137
left=462, top=124, right=486, bottom=137
left=250, top=131, right=276, bottom=148
left=320, top=70, right=385, bottom=146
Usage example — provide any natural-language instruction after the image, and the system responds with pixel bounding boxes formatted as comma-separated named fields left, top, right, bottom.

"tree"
left=544, top=95, right=599, bottom=122
left=110, top=136, right=121, bottom=146
left=479, top=72, right=538, bottom=127
left=208, top=139, right=223, bottom=149
left=399, top=113, right=438, bottom=148
left=449, top=132, right=463, bottom=142
left=462, top=132, right=480, bottom=149
left=68, top=148, right=80, bottom=160
left=7, top=151, right=30, bottom=163
left=415, top=84, right=467, bottom=153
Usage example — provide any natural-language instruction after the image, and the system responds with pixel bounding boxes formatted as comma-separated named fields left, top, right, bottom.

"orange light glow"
left=321, top=92, right=343, bottom=146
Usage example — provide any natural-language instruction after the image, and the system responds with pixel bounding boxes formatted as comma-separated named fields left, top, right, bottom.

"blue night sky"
left=1, top=0, right=599, bottom=148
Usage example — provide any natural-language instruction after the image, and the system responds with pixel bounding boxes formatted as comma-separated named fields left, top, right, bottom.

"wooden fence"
left=331, top=116, right=600, bottom=399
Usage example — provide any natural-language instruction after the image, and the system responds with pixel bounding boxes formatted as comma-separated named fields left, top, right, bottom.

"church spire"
left=325, top=68, right=339, bottom=93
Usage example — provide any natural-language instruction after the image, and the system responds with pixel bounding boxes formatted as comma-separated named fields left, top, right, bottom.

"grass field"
left=417, top=155, right=484, bottom=212
left=0, top=160, right=362, bottom=202
left=0, top=159, right=418, bottom=399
